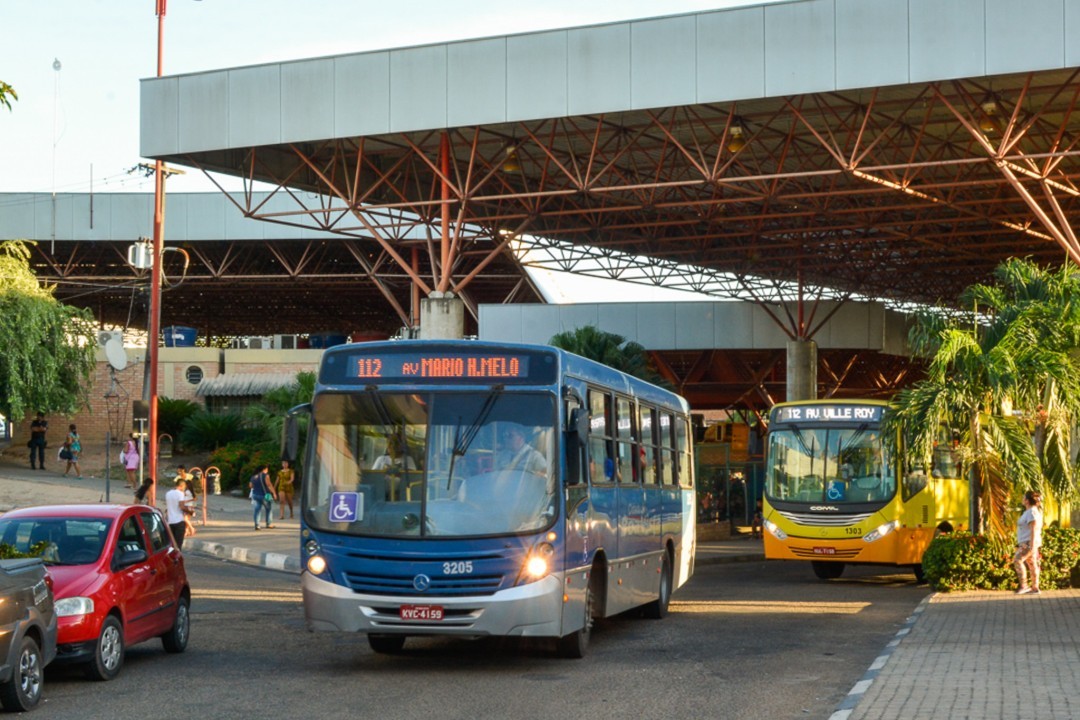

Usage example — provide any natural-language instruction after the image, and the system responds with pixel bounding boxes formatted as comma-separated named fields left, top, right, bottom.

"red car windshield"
left=0, top=517, right=113, bottom=566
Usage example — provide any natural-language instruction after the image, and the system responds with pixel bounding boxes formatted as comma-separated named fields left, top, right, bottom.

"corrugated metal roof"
left=196, top=373, right=297, bottom=398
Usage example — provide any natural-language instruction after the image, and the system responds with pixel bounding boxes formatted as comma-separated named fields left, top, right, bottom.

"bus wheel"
left=368, top=634, right=406, bottom=654
left=811, top=561, right=845, bottom=580
left=556, top=576, right=595, bottom=659
left=913, top=564, right=926, bottom=584
left=642, top=553, right=672, bottom=619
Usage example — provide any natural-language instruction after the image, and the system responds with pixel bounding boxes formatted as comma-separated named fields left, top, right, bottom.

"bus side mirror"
left=282, top=403, right=310, bottom=462
left=565, top=407, right=589, bottom=486
left=568, top=407, right=588, bottom=448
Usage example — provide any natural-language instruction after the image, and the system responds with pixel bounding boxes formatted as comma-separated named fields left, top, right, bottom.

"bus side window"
left=676, top=416, right=691, bottom=487
left=659, top=412, right=675, bottom=485
left=615, top=396, right=636, bottom=483
left=588, top=389, right=614, bottom=484
left=903, top=463, right=928, bottom=500
left=639, top=406, right=658, bottom=485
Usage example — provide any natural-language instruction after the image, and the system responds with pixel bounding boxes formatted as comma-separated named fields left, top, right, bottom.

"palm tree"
left=886, top=258, right=1080, bottom=537
left=549, top=326, right=671, bottom=388
left=243, top=371, right=316, bottom=445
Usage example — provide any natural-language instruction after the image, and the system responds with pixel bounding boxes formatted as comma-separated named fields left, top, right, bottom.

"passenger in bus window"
left=373, top=436, right=417, bottom=471
left=500, top=425, right=547, bottom=475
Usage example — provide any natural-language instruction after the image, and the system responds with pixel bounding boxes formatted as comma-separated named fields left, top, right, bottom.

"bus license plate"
left=400, top=604, right=444, bottom=621
left=813, top=547, right=836, bottom=555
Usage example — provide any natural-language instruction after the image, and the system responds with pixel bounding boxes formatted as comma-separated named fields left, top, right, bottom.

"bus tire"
left=642, top=553, right=672, bottom=619
left=368, top=634, right=406, bottom=654
left=556, top=574, right=595, bottom=659
left=811, top=561, right=845, bottom=580
left=913, top=564, right=926, bottom=584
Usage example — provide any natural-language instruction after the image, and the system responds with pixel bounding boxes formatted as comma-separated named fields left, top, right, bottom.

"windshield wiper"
left=446, top=386, right=503, bottom=489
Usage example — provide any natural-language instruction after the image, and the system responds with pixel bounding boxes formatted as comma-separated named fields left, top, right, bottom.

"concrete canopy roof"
left=139, top=0, right=1080, bottom=321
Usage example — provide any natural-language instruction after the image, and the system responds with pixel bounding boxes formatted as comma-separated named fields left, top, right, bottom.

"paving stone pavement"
left=833, top=589, right=1080, bottom=719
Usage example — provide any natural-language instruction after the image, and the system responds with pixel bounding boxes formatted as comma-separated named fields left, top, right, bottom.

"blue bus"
left=286, top=340, right=695, bottom=657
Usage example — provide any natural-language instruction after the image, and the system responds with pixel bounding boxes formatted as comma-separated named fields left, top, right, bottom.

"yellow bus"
left=761, top=399, right=968, bottom=581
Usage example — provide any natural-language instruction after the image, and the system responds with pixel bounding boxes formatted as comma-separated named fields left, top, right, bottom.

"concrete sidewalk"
left=3, top=460, right=1076, bottom=719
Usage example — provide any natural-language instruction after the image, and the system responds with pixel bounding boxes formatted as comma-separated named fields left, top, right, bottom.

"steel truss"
left=163, top=70, right=1080, bottom=346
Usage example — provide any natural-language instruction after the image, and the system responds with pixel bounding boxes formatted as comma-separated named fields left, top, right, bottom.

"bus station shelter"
left=11, top=0, right=1080, bottom=412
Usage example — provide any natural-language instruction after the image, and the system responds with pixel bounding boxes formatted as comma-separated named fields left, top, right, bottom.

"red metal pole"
left=148, top=0, right=167, bottom=504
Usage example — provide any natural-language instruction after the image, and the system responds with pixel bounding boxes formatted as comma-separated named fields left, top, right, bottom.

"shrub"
left=923, top=526, right=1080, bottom=592
left=180, top=411, right=244, bottom=452
left=157, top=397, right=200, bottom=451
left=207, top=440, right=280, bottom=493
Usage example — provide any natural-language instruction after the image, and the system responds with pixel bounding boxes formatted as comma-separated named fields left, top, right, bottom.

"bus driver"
left=500, top=425, right=548, bottom=475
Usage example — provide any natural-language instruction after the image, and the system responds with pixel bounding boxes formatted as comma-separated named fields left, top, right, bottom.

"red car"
left=0, top=504, right=190, bottom=681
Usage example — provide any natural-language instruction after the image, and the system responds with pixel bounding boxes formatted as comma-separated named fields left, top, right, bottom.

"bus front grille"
left=775, top=510, right=874, bottom=527
left=342, top=571, right=504, bottom=597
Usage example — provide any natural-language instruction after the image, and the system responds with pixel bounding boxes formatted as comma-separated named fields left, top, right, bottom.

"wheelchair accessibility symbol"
left=825, top=480, right=846, bottom=502
left=330, top=492, right=361, bottom=522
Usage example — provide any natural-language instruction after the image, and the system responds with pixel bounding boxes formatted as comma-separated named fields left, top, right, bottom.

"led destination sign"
left=351, top=353, right=529, bottom=379
left=321, top=350, right=561, bottom=386
left=772, top=404, right=884, bottom=424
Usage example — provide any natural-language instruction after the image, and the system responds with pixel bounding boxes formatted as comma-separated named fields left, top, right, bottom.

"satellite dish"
left=104, top=338, right=128, bottom=371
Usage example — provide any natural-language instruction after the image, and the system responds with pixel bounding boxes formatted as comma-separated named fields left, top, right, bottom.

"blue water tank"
left=163, top=326, right=197, bottom=347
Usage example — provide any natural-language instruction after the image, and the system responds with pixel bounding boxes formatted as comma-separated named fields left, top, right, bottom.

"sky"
left=2, top=0, right=781, bottom=302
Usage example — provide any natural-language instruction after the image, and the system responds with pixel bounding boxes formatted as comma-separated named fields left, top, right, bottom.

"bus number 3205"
left=443, top=561, right=473, bottom=575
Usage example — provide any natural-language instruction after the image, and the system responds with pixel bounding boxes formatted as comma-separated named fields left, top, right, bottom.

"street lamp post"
left=146, top=0, right=168, bottom=504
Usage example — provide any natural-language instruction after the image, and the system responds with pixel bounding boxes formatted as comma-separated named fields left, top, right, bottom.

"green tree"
left=549, top=326, right=671, bottom=388
left=242, top=371, right=315, bottom=444
left=886, top=258, right=1080, bottom=537
left=0, top=241, right=97, bottom=422
left=0, top=81, right=16, bottom=111
left=157, top=397, right=201, bottom=451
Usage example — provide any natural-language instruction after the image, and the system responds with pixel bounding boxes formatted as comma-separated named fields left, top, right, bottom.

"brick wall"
left=11, top=347, right=321, bottom=452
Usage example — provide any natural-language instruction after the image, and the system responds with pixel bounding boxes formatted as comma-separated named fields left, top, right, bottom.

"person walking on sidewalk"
left=120, top=434, right=140, bottom=489
left=165, top=477, right=188, bottom=550
left=62, top=424, right=82, bottom=478
left=249, top=465, right=276, bottom=530
left=275, top=459, right=296, bottom=520
left=1014, top=490, right=1044, bottom=595
left=28, top=412, right=48, bottom=470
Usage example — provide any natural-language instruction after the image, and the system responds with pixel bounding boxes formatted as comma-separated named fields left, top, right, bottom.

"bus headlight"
left=863, top=520, right=899, bottom=543
left=518, top=542, right=555, bottom=584
left=307, top=555, right=327, bottom=575
left=763, top=519, right=787, bottom=541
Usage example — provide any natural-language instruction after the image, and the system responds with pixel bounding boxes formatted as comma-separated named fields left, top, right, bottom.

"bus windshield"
left=304, top=390, right=557, bottom=538
left=765, top=425, right=896, bottom=505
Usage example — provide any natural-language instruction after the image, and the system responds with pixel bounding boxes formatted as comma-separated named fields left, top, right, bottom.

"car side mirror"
left=115, top=548, right=148, bottom=568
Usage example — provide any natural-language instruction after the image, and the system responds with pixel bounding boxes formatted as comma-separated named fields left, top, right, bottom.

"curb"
left=694, top=552, right=766, bottom=566
left=827, top=593, right=931, bottom=720
left=183, top=538, right=302, bottom=574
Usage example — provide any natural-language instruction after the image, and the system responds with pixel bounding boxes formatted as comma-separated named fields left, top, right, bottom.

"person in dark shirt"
left=28, top=412, right=48, bottom=470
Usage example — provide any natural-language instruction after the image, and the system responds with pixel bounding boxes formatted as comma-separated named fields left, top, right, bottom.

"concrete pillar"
left=786, top=339, right=817, bottom=401
left=419, top=292, right=465, bottom=339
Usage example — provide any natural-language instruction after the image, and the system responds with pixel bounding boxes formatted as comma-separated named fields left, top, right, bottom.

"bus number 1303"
left=443, top=561, right=473, bottom=575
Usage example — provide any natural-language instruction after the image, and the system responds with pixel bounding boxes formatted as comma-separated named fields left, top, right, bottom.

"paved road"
left=36, top=554, right=926, bottom=720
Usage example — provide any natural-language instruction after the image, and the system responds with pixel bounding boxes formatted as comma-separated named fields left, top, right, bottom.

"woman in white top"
left=372, top=437, right=416, bottom=471
left=1014, top=490, right=1044, bottom=595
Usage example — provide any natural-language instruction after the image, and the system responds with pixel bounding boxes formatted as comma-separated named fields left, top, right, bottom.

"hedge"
left=923, top=526, right=1080, bottom=592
